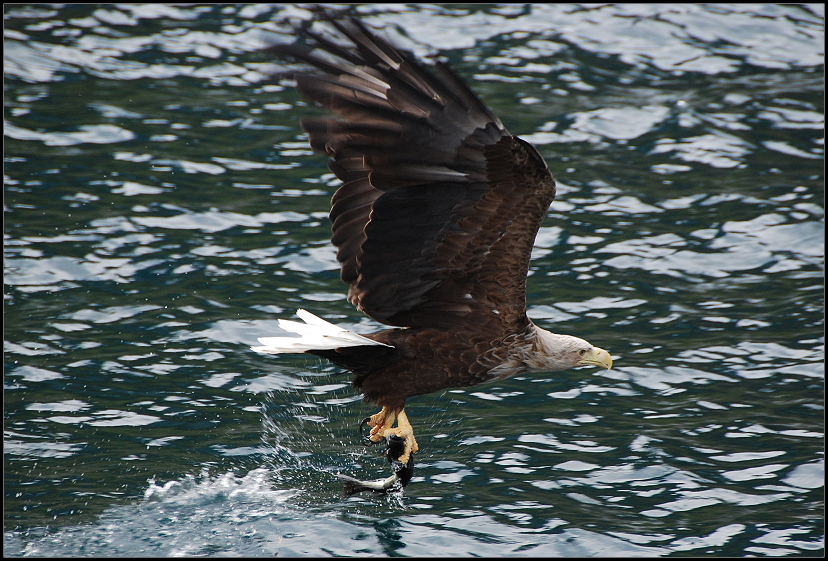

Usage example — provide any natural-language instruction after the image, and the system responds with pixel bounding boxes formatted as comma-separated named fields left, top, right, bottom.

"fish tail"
left=337, top=474, right=369, bottom=498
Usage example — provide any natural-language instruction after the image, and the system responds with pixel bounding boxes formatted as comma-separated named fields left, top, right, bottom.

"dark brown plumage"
left=253, top=15, right=612, bottom=468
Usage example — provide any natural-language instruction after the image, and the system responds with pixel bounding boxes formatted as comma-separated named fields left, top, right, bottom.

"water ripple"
left=3, top=3, right=823, bottom=557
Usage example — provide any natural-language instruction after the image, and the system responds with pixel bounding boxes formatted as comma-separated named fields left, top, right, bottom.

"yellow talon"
left=366, top=406, right=396, bottom=441
left=365, top=407, right=419, bottom=464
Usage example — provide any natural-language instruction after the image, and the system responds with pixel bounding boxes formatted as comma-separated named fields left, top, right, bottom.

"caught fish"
left=338, top=434, right=414, bottom=498
left=337, top=471, right=404, bottom=497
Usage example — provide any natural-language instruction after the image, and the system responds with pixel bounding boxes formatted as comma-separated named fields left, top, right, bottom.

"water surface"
left=4, top=3, right=824, bottom=557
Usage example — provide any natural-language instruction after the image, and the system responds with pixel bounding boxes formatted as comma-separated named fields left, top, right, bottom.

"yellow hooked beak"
left=579, top=346, right=613, bottom=370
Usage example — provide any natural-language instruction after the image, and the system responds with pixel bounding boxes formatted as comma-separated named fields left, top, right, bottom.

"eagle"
left=252, top=15, right=613, bottom=481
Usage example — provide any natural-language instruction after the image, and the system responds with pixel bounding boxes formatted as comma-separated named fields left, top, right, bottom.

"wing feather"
left=271, top=17, right=556, bottom=331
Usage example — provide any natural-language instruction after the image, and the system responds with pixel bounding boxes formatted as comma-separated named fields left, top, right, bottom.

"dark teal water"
left=4, top=3, right=824, bottom=556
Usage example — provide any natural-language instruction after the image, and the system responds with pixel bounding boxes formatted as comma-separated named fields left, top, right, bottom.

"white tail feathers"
left=251, top=309, right=392, bottom=355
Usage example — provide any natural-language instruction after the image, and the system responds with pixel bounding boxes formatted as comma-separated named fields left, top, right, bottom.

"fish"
left=337, top=434, right=414, bottom=498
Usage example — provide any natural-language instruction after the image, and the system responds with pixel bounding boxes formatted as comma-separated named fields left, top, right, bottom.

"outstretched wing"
left=273, top=17, right=556, bottom=331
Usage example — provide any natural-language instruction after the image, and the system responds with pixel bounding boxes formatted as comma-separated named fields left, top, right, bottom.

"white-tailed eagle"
left=252, top=15, right=612, bottom=487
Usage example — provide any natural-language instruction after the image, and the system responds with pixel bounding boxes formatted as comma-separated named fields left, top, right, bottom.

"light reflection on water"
left=4, top=3, right=824, bottom=557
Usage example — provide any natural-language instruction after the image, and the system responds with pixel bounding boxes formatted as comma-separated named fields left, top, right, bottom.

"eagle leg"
left=365, top=406, right=396, bottom=441
left=365, top=407, right=419, bottom=465
left=388, top=409, right=419, bottom=465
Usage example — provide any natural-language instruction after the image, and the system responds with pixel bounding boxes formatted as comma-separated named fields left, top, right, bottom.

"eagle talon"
left=359, top=417, right=379, bottom=445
